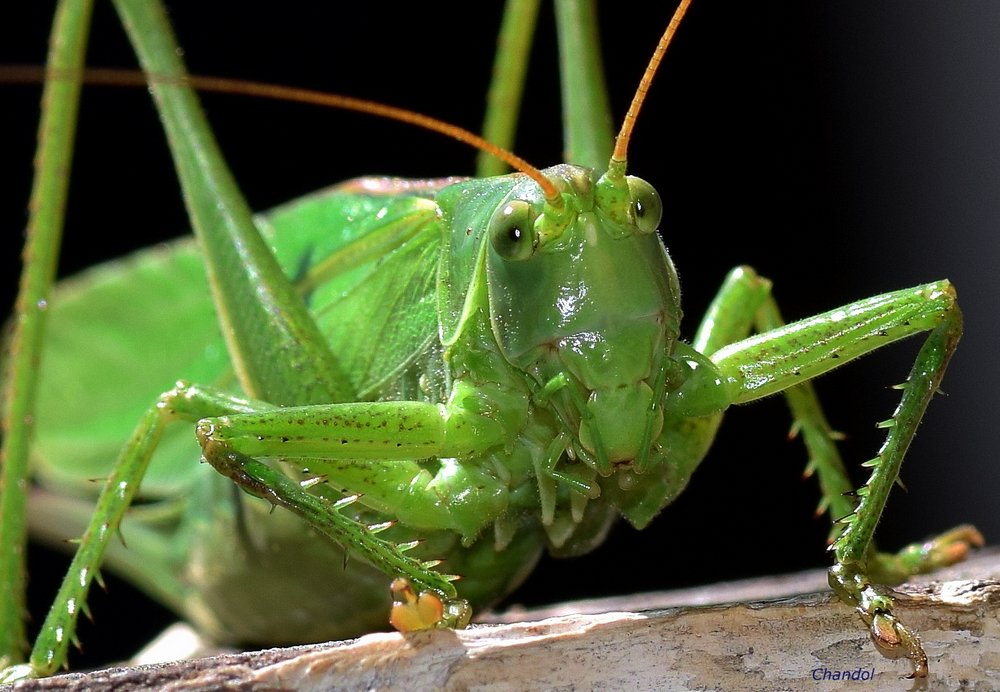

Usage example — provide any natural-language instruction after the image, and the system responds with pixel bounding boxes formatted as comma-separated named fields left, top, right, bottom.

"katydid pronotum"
left=2, top=0, right=998, bottom=682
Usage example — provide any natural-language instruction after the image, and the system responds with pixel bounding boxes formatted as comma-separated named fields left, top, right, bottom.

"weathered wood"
left=8, top=548, right=1000, bottom=691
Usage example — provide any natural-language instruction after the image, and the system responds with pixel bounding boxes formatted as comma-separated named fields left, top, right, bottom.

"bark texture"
left=8, top=548, right=1000, bottom=691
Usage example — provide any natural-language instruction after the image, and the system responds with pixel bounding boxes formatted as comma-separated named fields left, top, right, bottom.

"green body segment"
left=2, top=0, right=980, bottom=681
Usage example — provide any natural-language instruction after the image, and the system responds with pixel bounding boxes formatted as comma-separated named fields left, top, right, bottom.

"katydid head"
left=440, top=165, right=680, bottom=475
left=437, top=0, right=695, bottom=484
left=472, top=1, right=694, bottom=475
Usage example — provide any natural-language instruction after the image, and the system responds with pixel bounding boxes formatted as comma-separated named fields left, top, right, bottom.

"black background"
left=2, top=2, right=999, bottom=671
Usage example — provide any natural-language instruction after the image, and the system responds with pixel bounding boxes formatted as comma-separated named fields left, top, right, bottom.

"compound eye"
left=488, top=200, right=536, bottom=261
left=626, top=176, right=662, bottom=235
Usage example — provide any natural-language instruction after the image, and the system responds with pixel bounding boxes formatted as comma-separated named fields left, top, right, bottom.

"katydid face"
left=480, top=165, right=680, bottom=468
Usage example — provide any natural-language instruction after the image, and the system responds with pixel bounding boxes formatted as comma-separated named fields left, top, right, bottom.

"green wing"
left=30, top=184, right=442, bottom=497
left=31, top=242, right=226, bottom=495
left=260, top=184, right=442, bottom=401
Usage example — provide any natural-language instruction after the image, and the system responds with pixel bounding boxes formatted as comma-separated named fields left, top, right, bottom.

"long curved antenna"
left=610, top=0, right=693, bottom=171
left=0, top=65, right=561, bottom=202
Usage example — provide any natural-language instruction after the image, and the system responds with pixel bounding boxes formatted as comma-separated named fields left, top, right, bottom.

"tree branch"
left=12, top=548, right=1000, bottom=691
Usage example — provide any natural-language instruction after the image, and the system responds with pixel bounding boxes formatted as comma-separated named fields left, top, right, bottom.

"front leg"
left=4, top=381, right=275, bottom=680
left=195, top=379, right=528, bottom=630
left=696, top=267, right=981, bottom=678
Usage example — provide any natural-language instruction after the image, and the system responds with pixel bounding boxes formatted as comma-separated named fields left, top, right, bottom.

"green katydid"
left=3, top=0, right=996, bottom=680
